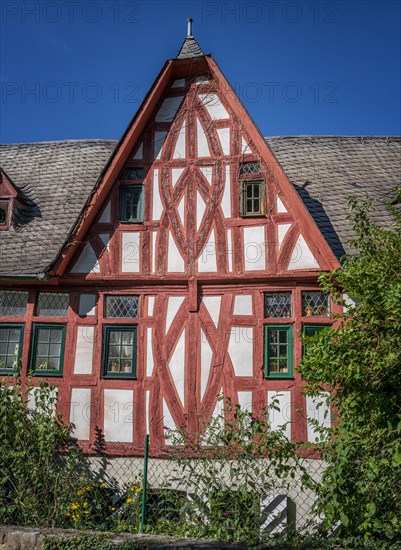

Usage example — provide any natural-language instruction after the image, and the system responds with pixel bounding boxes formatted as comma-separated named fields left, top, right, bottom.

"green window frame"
left=30, top=324, right=66, bottom=377
left=0, top=323, right=24, bottom=375
left=102, top=326, right=137, bottom=379
left=264, top=324, right=293, bottom=378
left=120, top=185, right=144, bottom=223
left=302, top=324, right=327, bottom=357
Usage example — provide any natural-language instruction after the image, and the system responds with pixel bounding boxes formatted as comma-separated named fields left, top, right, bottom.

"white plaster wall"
left=155, top=96, right=183, bottom=122
left=71, top=243, right=100, bottom=274
left=241, top=136, right=251, bottom=154
left=288, top=235, right=320, bottom=270
left=227, top=327, right=254, bottom=376
left=27, top=387, right=58, bottom=415
left=152, top=169, right=164, bottom=221
left=202, top=295, right=221, bottom=328
left=276, top=196, right=287, bottom=213
left=198, top=93, right=229, bottom=120
left=278, top=224, right=291, bottom=250
left=147, top=296, right=155, bottom=316
left=168, top=328, right=186, bottom=405
left=166, top=296, right=185, bottom=333
left=233, top=294, right=253, bottom=315
left=79, top=294, right=96, bottom=316
left=162, top=398, right=177, bottom=444
left=70, top=388, right=91, bottom=440
left=104, top=389, right=134, bottom=443
left=196, top=118, right=211, bottom=157
left=196, top=191, right=206, bottom=231
left=145, top=390, right=150, bottom=436
left=268, top=391, right=292, bottom=440
left=99, top=233, right=110, bottom=252
left=146, top=327, right=154, bottom=377
left=217, top=127, right=230, bottom=156
left=243, top=226, right=266, bottom=271
left=220, top=164, right=231, bottom=218
left=198, top=229, right=217, bottom=272
left=172, top=78, right=185, bottom=88
left=151, top=231, right=157, bottom=273
left=99, top=200, right=111, bottom=223
left=237, top=391, right=253, bottom=412
left=173, top=121, right=186, bottom=159
left=227, top=229, right=233, bottom=272
left=200, top=166, right=213, bottom=185
left=306, top=393, right=331, bottom=443
left=154, top=131, right=167, bottom=159
left=200, top=328, right=213, bottom=401
left=177, top=194, right=185, bottom=227
left=133, top=142, right=143, bottom=160
left=121, top=232, right=140, bottom=273
left=73, top=326, right=94, bottom=375
left=167, top=232, right=185, bottom=272
left=172, top=167, right=185, bottom=188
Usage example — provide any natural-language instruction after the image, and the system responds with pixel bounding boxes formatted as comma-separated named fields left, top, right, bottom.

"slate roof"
left=0, top=140, right=116, bottom=275
left=0, top=136, right=400, bottom=276
left=266, top=136, right=401, bottom=259
left=176, top=36, right=204, bottom=59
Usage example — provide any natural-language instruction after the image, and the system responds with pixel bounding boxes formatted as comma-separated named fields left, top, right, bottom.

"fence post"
left=140, top=434, right=149, bottom=533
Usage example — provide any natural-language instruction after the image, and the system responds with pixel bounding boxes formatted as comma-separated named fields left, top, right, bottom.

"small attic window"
left=120, top=167, right=145, bottom=181
left=0, top=200, right=9, bottom=227
left=239, top=161, right=261, bottom=176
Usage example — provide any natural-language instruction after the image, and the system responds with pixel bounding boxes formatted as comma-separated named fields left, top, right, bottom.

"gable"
left=64, top=56, right=338, bottom=279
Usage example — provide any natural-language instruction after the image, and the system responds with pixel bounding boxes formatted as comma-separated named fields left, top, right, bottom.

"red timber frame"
left=0, top=53, right=341, bottom=457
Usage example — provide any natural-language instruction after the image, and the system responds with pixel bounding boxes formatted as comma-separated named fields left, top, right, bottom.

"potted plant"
left=110, top=362, right=119, bottom=372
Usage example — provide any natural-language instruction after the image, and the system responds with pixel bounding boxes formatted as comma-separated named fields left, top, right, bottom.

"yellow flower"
left=84, top=511, right=89, bottom=515
left=85, top=486, right=92, bottom=491
left=99, top=482, right=107, bottom=489
left=71, top=503, right=80, bottom=510
left=83, top=502, right=88, bottom=508
left=136, top=487, right=142, bottom=493
left=126, top=497, right=133, bottom=504
left=110, top=507, right=116, bottom=511
left=77, top=489, right=84, bottom=497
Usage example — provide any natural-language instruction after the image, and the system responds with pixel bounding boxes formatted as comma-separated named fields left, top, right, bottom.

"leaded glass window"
left=120, top=185, right=144, bottom=223
left=0, top=324, right=23, bottom=373
left=264, top=293, right=292, bottom=318
left=120, top=167, right=145, bottom=181
left=105, top=295, right=139, bottom=318
left=36, top=293, right=69, bottom=317
left=0, top=290, right=28, bottom=316
left=103, top=326, right=137, bottom=378
left=264, top=325, right=293, bottom=378
left=302, top=292, right=329, bottom=317
left=239, top=162, right=261, bottom=175
left=31, top=324, right=66, bottom=376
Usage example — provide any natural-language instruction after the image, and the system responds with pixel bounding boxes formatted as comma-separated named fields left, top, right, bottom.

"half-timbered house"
left=0, top=27, right=400, bottom=456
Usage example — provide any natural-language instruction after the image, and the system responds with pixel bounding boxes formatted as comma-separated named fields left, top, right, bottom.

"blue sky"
left=1, top=0, right=400, bottom=143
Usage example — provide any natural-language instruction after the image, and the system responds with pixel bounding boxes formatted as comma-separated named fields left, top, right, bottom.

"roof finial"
left=187, top=18, right=193, bottom=37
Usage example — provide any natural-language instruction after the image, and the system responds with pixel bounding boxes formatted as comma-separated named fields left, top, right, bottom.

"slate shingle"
left=0, top=136, right=400, bottom=276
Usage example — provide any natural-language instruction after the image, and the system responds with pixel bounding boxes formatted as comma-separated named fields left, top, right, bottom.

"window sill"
left=32, top=371, right=63, bottom=377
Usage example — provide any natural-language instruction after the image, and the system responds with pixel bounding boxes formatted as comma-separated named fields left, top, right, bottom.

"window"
left=102, top=326, right=137, bottom=378
left=36, top=292, right=69, bottom=317
left=120, top=185, right=144, bottom=223
left=105, top=295, right=139, bottom=318
left=0, top=200, right=8, bottom=226
left=0, top=324, right=24, bottom=374
left=264, top=325, right=293, bottom=378
left=264, top=292, right=292, bottom=318
left=240, top=180, right=265, bottom=217
left=239, top=162, right=261, bottom=176
left=120, top=167, right=145, bottom=181
left=302, top=291, right=329, bottom=317
left=0, top=290, right=28, bottom=316
left=30, top=324, right=66, bottom=376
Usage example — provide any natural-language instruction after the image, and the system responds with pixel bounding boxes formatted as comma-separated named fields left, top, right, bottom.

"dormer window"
left=0, top=200, right=9, bottom=228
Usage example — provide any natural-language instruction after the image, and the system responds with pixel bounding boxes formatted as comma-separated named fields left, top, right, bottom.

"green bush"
left=0, top=378, right=83, bottom=527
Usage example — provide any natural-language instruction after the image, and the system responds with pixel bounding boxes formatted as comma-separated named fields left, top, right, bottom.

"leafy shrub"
left=0, top=378, right=83, bottom=527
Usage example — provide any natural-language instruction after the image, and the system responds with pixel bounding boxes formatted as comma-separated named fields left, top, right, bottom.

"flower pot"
left=110, top=363, right=119, bottom=372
